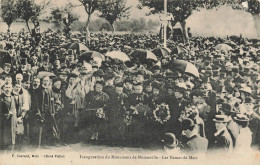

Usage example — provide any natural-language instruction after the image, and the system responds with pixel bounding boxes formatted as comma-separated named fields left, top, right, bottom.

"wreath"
left=153, top=103, right=171, bottom=124
left=123, top=111, right=132, bottom=126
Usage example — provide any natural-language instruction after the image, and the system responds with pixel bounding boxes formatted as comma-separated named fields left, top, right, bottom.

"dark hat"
left=60, top=63, right=67, bottom=69
left=143, top=80, right=152, bottom=87
left=216, top=98, right=225, bottom=104
left=161, top=133, right=178, bottom=148
left=23, top=73, right=31, bottom=83
left=181, top=118, right=195, bottom=131
left=175, top=83, right=187, bottom=92
left=67, top=49, right=74, bottom=55
left=43, top=53, right=49, bottom=62
left=190, top=90, right=204, bottom=98
left=232, top=67, right=239, bottom=73
left=95, top=80, right=105, bottom=86
left=132, top=81, right=143, bottom=87
left=219, top=103, right=234, bottom=114
left=69, top=71, right=79, bottom=78
left=244, top=97, right=254, bottom=104
left=115, top=82, right=124, bottom=88
left=213, top=115, right=231, bottom=122
left=135, top=70, right=145, bottom=76
left=21, top=58, right=27, bottom=65
left=123, top=77, right=133, bottom=84
left=152, top=81, right=161, bottom=90
left=93, top=69, right=105, bottom=77
left=104, top=72, right=115, bottom=80
left=52, top=77, right=62, bottom=84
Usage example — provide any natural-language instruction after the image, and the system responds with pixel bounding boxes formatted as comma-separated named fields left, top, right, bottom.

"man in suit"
left=0, top=83, right=17, bottom=150
left=181, top=118, right=208, bottom=154
left=211, top=115, right=233, bottom=152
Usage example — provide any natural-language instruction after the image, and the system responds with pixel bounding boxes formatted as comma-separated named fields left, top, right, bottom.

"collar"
left=3, top=92, right=11, bottom=97
left=214, top=127, right=227, bottom=137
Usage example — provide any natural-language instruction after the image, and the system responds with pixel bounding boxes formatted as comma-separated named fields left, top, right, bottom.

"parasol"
left=68, top=42, right=89, bottom=54
left=170, top=59, right=199, bottom=78
left=37, top=71, right=56, bottom=79
left=79, top=51, right=105, bottom=63
left=129, top=49, right=158, bottom=62
left=215, top=43, right=233, bottom=52
left=172, top=46, right=188, bottom=54
left=105, top=51, right=130, bottom=62
left=152, top=47, right=171, bottom=58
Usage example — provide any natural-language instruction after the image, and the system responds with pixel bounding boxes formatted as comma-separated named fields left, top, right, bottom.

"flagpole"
left=164, top=0, right=167, bottom=48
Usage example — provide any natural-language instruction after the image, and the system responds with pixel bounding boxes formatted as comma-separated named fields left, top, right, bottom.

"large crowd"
left=0, top=28, right=260, bottom=156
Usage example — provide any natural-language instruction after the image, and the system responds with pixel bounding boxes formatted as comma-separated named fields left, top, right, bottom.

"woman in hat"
left=106, top=82, right=129, bottom=146
left=233, top=114, right=252, bottom=150
left=84, top=81, right=110, bottom=143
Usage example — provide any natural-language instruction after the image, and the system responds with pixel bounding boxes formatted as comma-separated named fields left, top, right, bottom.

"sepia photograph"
left=0, top=0, right=260, bottom=165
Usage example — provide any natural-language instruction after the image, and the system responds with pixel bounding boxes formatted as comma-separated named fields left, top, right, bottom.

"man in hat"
left=211, top=115, right=233, bottom=152
left=1, top=63, right=12, bottom=80
left=0, top=83, right=17, bottom=150
left=35, top=76, right=58, bottom=148
left=180, top=118, right=208, bottom=154
left=123, top=77, right=134, bottom=97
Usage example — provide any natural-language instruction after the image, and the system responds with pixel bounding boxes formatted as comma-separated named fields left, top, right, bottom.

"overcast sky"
left=36, top=0, right=159, bottom=22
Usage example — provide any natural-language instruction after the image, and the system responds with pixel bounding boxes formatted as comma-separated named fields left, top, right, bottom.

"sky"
left=0, top=0, right=258, bottom=37
left=37, top=0, right=159, bottom=22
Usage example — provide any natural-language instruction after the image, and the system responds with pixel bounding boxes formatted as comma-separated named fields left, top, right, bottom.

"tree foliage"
left=98, top=0, right=131, bottom=32
left=50, top=3, right=79, bottom=36
left=0, top=0, right=18, bottom=32
left=16, top=0, right=49, bottom=33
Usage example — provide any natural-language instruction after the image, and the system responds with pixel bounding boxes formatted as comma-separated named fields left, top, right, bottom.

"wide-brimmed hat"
left=213, top=115, right=231, bottom=122
left=233, top=114, right=249, bottom=122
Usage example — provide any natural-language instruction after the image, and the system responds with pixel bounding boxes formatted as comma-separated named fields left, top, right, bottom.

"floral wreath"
left=153, top=103, right=171, bottom=124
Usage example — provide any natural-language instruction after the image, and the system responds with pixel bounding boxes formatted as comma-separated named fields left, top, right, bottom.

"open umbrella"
left=170, top=59, right=199, bottom=78
left=215, top=43, right=233, bottom=52
left=79, top=51, right=105, bottom=63
left=152, top=47, right=171, bottom=58
left=105, top=51, right=130, bottom=62
left=224, top=41, right=237, bottom=48
left=68, top=42, right=89, bottom=54
left=172, top=46, right=188, bottom=55
left=129, top=49, right=158, bottom=62
left=37, top=71, right=56, bottom=79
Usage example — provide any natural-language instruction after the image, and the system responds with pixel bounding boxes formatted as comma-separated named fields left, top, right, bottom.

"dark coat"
left=182, top=135, right=208, bottom=154
left=212, top=128, right=233, bottom=152
left=0, top=94, right=17, bottom=147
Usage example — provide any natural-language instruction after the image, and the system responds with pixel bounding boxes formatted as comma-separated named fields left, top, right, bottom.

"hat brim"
left=213, top=118, right=230, bottom=122
left=233, top=117, right=249, bottom=122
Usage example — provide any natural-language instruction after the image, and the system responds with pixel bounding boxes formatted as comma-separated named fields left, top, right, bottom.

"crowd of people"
left=0, top=28, right=260, bottom=156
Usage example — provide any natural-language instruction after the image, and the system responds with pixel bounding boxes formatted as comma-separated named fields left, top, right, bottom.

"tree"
left=50, top=7, right=64, bottom=33
left=50, top=3, right=79, bottom=37
left=1, top=0, right=18, bottom=33
left=242, top=0, right=260, bottom=37
left=138, top=0, right=257, bottom=41
left=78, top=0, right=99, bottom=44
left=17, top=0, right=49, bottom=34
left=98, top=0, right=131, bottom=33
